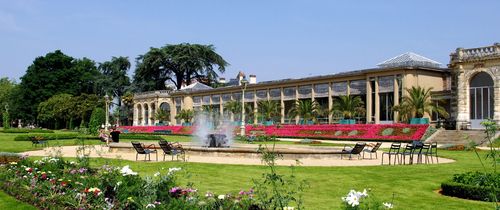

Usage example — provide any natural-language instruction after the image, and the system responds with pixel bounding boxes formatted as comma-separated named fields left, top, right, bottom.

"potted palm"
left=288, top=99, right=320, bottom=125
left=224, top=101, right=242, bottom=126
left=258, top=100, right=280, bottom=126
left=332, top=95, right=365, bottom=124
left=155, top=109, right=170, bottom=125
left=175, top=109, right=194, bottom=126
left=392, top=86, right=448, bottom=124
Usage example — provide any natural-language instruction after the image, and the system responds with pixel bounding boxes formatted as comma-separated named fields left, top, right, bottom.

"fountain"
left=193, top=111, right=235, bottom=148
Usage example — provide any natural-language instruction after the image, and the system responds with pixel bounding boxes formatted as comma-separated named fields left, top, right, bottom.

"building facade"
left=132, top=43, right=500, bottom=129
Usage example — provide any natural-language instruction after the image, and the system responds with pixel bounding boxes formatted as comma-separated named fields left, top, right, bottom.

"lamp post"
left=104, top=94, right=110, bottom=132
left=240, top=79, right=248, bottom=136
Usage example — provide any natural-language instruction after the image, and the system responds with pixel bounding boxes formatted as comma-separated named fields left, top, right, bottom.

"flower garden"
left=117, top=124, right=429, bottom=141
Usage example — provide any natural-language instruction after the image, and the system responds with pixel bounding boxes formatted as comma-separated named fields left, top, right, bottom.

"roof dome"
left=377, top=52, right=441, bottom=68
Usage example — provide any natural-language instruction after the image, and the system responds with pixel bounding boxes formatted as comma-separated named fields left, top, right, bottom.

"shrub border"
left=441, top=181, right=499, bottom=202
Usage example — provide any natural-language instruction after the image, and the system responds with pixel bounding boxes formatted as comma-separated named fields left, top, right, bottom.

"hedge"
left=14, top=133, right=79, bottom=141
left=1, top=128, right=54, bottom=133
left=441, top=181, right=499, bottom=202
left=120, top=134, right=164, bottom=140
left=0, top=152, right=22, bottom=164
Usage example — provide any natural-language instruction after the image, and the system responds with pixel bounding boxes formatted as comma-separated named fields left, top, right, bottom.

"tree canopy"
left=16, top=50, right=101, bottom=121
left=98, top=56, right=131, bottom=104
left=134, top=43, right=228, bottom=91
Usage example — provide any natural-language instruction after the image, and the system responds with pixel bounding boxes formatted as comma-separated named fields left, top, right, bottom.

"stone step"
left=426, top=130, right=490, bottom=145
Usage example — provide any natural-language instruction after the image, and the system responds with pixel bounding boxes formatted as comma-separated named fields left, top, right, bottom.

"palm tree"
left=155, top=109, right=170, bottom=123
left=258, top=100, right=281, bottom=121
left=393, top=86, right=449, bottom=121
left=332, top=95, right=365, bottom=119
left=175, top=109, right=194, bottom=124
left=288, top=99, right=321, bottom=123
left=223, top=101, right=242, bottom=120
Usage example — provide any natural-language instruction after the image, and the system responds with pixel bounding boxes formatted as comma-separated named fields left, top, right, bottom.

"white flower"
left=116, top=181, right=122, bottom=186
left=383, top=202, right=393, bottom=209
left=120, top=165, right=138, bottom=176
left=48, top=158, right=59, bottom=163
left=9, top=162, right=17, bottom=165
left=146, top=204, right=155, bottom=208
left=69, top=161, right=77, bottom=165
left=218, top=194, right=225, bottom=200
left=283, top=207, right=295, bottom=210
left=154, top=172, right=160, bottom=177
left=345, top=194, right=359, bottom=207
left=167, top=167, right=181, bottom=176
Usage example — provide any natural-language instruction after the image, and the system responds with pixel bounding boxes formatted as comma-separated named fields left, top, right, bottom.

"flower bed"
left=0, top=157, right=300, bottom=209
left=245, top=124, right=428, bottom=141
left=118, top=126, right=193, bottom=135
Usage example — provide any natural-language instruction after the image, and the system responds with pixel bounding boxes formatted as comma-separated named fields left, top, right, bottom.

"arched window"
left=469, top=72, right=494, bottom=128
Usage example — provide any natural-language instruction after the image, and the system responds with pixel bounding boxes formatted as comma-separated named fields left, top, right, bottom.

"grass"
left=0, top=131, right=496, bottom=209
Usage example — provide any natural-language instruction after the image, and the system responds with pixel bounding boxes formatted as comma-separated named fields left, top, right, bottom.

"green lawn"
left=0, top=131, right=496, bottom=209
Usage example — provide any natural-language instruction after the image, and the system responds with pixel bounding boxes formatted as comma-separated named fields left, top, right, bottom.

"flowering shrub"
left=118, top=126, right=194, bottom=135
left=341, top=189, right=394, bottom=209
left=1, top=153, right=305, bottom=209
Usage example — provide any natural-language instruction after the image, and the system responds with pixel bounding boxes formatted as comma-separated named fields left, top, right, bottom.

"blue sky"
left=1, top=0, right=499, bottom=83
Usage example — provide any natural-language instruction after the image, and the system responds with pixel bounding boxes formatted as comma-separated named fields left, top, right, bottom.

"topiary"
left=381, top=128, right=394, bottom=136
left=89, top=107, right=105, bottom=135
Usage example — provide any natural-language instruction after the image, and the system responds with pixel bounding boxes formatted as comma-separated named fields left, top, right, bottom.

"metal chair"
left=159, top=140, right=185, bottom=161
left=417, top=143, right=432, bottom=164
left=362, top=142, right=382, bottom=159
left=341, top=143, right=366, bottom=160
left=426, top=142, right=439, bottom=163
left=131, top=142, right=158, bottom=161
left=381, top=143, right=401, bottom=165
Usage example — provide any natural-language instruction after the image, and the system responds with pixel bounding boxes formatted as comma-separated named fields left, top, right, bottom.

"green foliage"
left=134, top=43, right=228, bottom=91
left=381, top=128, right=394, bottom=136
left=258, top=100, right=281, bottom=121
left=175, top=109, right=194, bottom=123
left=155, top=109, right=170, bottom=123
left=89, top=108, right=106, bottom=135
left=420, top=126, right=437, bottom=141
left=1, top=128, right=53, bottom=133
left=13, top=133, right=79, bottom=141
left=120, top=134, right=164, bottom=140
left=332, top=95, right=365, bottom=119
left=288, top=99, right=321, bottom=123
left=37, top=93, right=73, bottom=129
left=402, top=127, right=411, bottom=134
left=335, top=131, right=343, bottom=136
left=0, top=152, right=21, bottom=164
left=223, top=100, right=242, bottom=120
left=253, top=144, right=307, bottom=209
left=16, top=51, right=101, bottom=121
left=441, top=180, right=499, bottom=202
left=2, top=110, right=9, bottom=129
left=393, top=86, right=448, bottom=120
left=348, top=130, right=359, bottom=136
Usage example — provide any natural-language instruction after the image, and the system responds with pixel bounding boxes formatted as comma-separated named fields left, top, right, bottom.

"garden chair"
left=30, top=136, right=48, bottom=148
left=341, top=143, right=366, bottom=160
left=399, top=143, right=422, bottom=165
left=362, top=142, right=382, bottom=159
left=381, top=143, right=401, bottom=165
left=159, top=140, right=185, bottom=161
left=428, top=142, right=439, bottom=163
left=416, top=143, right=432, bottom=164
left=131, top=142, right=158, bottom=161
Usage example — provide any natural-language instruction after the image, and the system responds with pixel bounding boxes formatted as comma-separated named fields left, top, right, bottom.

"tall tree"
left=134, top=43, right=228, bottom=91
left=258, top=100, right=281, bottom=121
left=392, top=86, right=448, bottom=121
left=331, top=95, right=365, bottom=119
left=0, top=78, right=16, bottom=127
left=288, top=99, right=321, bottom=123
left=37, top=94, right=74, bottom=129
left=98, top=56, right=131, bottom=106
left=16, top=50, right=101, bottom=122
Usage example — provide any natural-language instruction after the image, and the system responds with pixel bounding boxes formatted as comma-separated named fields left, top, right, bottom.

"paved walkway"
left=22, top=145, right=454, bottom=167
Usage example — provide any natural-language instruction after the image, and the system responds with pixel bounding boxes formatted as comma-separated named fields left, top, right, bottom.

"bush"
left=441, top=171, right=500, bottom=202
left=441, top=181, right=499, bottom=202
left=14, top=133, right=79, bottom=141
left=89, top=107, right=105, bottom=135
left=1, top=128, right=54, bottom=133
left=120, top=134, right=164, bottom=140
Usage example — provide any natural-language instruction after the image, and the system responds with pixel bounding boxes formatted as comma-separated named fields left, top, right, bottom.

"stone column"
left=133, top=104, right=138, bottom=126
left=149, top=103, right=154, bottom=126
left=366, top=78, right=372, bottom=123
left=253, top=90, right=258, bottom=124
left=295, top=86, right=299, bottom=124
left=375, top=77, right=380, bottom=124
left=328, top=82, right=333, bottom=124
left=494, top=71, right=500, bottom=123
left=393, top=75, right=399, bottom=123
left=456, top=66, right=469, bottom=129
left=171, top=100, right=177, bottom=125
left=280, top=88, right=285, bottom=124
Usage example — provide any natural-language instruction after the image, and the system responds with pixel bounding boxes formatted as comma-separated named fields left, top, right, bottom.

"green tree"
left=175, top=109, right=194, bottom=123
left=89, top=107, right=106, bottom=135
left=258, top=100, right=281, bottom=121
left=37, top=94, right=73, bottom=129
left=16, top=50, right=101, bottom=121
left=98, top=56, right=131, bottom=106
left=392, top=86, right=448, bottom=120
left=288, top=99, right=321, bottom=123
left=3, top=108, right=10, bottom=129
left=0, top=77, right=16, bottom=127
left=155, top=109, right=170, bottom=123
left=120, top=92, right=135, bottom=126
left=224, top=100, right=242, bottom=121
left=331, top=95, right=365, bottom=119
left=134, top=43, right=228, bottom=91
